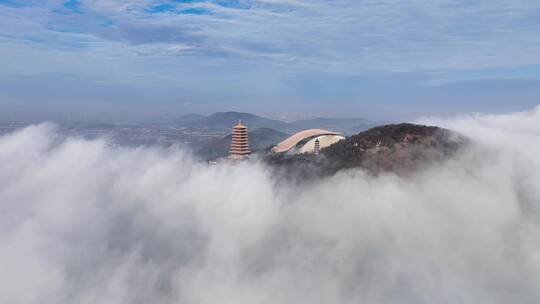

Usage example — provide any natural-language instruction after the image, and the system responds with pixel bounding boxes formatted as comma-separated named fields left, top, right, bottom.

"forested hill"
left=266, top=123, right=467, bottom=178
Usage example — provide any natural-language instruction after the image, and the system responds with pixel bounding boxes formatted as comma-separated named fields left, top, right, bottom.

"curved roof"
left=273, top=129, right=339, bottom=153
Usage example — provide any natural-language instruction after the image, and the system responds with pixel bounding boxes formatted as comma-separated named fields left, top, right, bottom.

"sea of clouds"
left=1, top=107, right=540, bottom=304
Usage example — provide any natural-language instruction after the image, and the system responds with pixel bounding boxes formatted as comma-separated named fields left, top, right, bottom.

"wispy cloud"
left=3, top=0, right=540, bottom=70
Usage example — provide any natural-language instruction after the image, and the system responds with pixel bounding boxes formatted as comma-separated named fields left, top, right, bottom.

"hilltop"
left=266, top=123, right=467, bottom=178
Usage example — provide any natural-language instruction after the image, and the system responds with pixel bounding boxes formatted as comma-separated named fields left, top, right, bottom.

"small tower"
left=229, top=120, right=251, bottom=160
left=314, top=137, right=320, bottom=155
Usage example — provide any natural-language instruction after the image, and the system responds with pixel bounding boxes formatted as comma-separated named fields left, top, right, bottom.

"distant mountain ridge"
left=172, top=111, right=375, bottom=135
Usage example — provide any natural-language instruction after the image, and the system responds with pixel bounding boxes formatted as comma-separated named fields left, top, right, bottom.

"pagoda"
left=228, top=120, right=251, bottom=160
left=314, top=137, right=320, bottom=155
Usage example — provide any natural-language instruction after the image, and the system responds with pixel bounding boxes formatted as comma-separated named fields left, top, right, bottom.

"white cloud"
left=2, top=0, right=540, bottom=71
left=1, top=107, right=540, bottom=303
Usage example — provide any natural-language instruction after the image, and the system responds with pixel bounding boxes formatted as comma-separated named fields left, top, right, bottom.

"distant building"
left=272, top=129, right=344, bottom=155
left=229, top=121, right=251, bottom=160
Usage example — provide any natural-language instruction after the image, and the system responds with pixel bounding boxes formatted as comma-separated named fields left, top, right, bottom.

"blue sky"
left=1, top=0, right=540, bottom=121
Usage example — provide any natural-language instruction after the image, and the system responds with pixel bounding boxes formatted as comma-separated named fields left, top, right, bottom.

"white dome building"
left=272, top=129, right=344, bottom=155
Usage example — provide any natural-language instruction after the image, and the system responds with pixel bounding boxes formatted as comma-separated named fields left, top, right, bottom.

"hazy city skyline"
left=1, top=0, right=540, bottom=121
